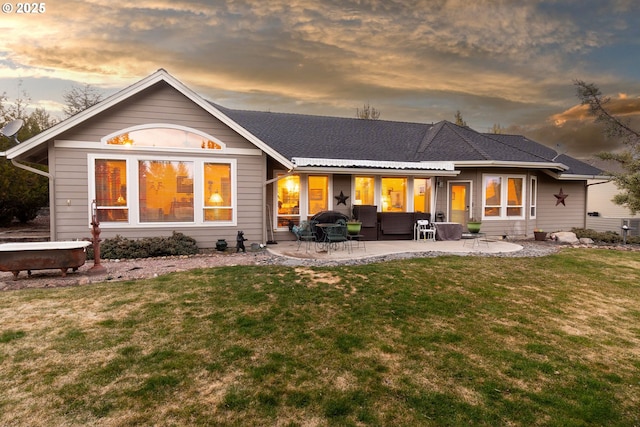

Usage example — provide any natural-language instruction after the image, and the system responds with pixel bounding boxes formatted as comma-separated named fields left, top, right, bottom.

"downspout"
left=584, top=179, right=612, bottom=230
left=11, top=158, right=51, bottom=179
left=262, top=168, right=296, bottom=244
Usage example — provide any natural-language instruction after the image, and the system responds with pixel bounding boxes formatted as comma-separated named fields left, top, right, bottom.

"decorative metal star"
left=554, top=188, right=568, bottom=206
left=335, top=191, right=350, bottom=206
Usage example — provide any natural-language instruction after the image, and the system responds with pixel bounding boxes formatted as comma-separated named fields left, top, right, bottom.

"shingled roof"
left=213, top=103, right=601, bottom=177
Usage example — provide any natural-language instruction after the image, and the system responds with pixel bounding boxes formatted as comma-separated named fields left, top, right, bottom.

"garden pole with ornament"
left=88, top=199, right=106, bottom=274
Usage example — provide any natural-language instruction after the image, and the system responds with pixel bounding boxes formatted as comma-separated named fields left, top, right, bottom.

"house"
left=1, top=69, right=604, bottom=247
left=586, top=159, right=640, bottom=236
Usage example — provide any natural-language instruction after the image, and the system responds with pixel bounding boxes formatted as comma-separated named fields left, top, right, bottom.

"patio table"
left=315, top=223, right=347, bottom=252
left=434, top=222, right=463, bottom=241
left=462, top=232, right=489, bottom=248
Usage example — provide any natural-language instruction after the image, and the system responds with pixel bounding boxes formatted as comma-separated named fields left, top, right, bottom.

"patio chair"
left=415, top=219, right=435, bottom=241
left=293, top=220, right=316, bottom=252
left=325, top=220, right=349, bottom=253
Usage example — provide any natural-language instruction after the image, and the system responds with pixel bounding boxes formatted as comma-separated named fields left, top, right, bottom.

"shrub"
left=87, top=232, right=199, bottom=260
left=572, top=228, right=640, bottom=245
left=0, top=159, right=49, bottom=224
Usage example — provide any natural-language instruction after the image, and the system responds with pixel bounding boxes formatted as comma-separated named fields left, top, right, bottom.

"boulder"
left=552, top=231, right=579, bottom=244
left=579, top=237, right=594, bottom=245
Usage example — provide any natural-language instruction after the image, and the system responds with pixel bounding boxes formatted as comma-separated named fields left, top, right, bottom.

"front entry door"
left=449, top=182, right=470, bottom=226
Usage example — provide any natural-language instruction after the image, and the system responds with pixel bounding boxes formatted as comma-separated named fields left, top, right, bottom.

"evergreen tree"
left=1, top=87, right=55, bottom=225
left=454, top=110, right=467, bottom=126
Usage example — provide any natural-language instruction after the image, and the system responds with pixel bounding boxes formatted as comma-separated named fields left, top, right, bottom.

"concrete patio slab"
left=266, top=237, right=523, bottom=261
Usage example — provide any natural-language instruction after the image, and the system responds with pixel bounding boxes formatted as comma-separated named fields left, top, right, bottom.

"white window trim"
left=482, top=173, right=527, bottom=220
left=88, top=153, right=237, bottom=228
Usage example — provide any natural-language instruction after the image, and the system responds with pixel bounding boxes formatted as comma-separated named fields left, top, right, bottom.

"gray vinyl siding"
left=440, top=169, right=588, bottom=237
left=535, top=176, right=586, bottom=233
left=53, top=148, right=91, bottom=237
left=50, top=82, right=267, bottom=248
left=585, top=216, right=629, bottom=234
left=59, top=82, right=253, bottom=150
left=53, top=151, right=266, bottom=248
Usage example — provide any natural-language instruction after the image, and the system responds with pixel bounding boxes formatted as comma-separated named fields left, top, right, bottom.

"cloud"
left=516, top=92, right=640, bottom=158
left=1, top=0, right=639, bottom=138
left=1, top=2, right=618, bottom=99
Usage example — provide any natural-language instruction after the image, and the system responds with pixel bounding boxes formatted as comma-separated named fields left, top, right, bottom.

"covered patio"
left=266, top=237, right=524, bottom=261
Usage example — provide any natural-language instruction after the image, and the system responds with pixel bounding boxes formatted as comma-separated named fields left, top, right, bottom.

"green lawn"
left=1, top=249, right=639, bottom=426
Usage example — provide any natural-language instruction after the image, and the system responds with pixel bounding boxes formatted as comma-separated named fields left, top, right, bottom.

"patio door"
left=449, top=182, right=470, bottom=225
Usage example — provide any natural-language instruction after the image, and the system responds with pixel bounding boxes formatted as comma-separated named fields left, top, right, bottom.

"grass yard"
left=0, top=249, right=639, bottom=426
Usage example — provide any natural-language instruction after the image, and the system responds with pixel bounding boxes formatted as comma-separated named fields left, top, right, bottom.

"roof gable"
left=5, top=69, right=292, bottom=167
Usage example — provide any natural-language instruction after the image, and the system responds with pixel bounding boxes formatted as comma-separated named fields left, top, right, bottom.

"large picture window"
left=483, top=174, right=525, bottom=219
left=139, top=160, right=194, bottom=222
left=90, top=155, right=235, bottom=226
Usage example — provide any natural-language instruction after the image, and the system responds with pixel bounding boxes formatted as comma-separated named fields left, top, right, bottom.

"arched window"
left=102, top=125, right=224, bottom=151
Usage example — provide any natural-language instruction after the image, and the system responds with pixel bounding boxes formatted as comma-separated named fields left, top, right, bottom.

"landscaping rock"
left=579, top=237, right=594, bottom=245
left=552, top=231, right=579, bottom=244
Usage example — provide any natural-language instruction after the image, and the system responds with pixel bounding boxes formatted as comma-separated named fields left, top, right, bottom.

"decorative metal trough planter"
left=0, top=241, right=92, bottom=280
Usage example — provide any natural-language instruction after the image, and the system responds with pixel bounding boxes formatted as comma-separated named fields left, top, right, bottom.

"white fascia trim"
left=293, top=157, right=455, bottom=171
left=542, top=169, right=609, bottom=180
left=454, top=160, right=569, bottom=171
left=7, top=70, right=173, bottom=159
left=6, top=69, right=293, bottom=169
left=294, top=166, right=460, bottom=176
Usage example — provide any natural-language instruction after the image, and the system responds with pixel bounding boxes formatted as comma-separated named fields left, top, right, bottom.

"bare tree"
left=356, top=102, right=381, bottom=120
left=63, top=83, right=103, bottom=117
left=489, top=123, right=504, bottom=134
left=575, top=79, right=640, bottom=213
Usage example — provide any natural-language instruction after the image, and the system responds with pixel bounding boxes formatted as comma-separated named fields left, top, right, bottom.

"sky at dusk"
left=2, top=0, right=640, bottom=158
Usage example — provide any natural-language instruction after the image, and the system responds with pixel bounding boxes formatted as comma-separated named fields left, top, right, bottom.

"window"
left=90, top=155, right=235, bottom=226
left=277, top=174, right=300, bottom=228
left=139, top=160, right=194, bottom=222
left=105, top=126, right=223, bottom=150
left=354, top=176, right=375, bottom=205
left=414, top=178, right=432, bottom=213
left=204, top=163, right=232, bottom=221
left=484, top=176, right=502, bottom=217
left=483, top=174, right=525, bottom=219
left=95, top=159, right=128, bottom=222
left=507, top=177, right=524, bottom=217
left=530, top=176, right=537, bottom=218
left=381, top=177, right=407, bottom=212
left=308, top=175, right=328, bottom=216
